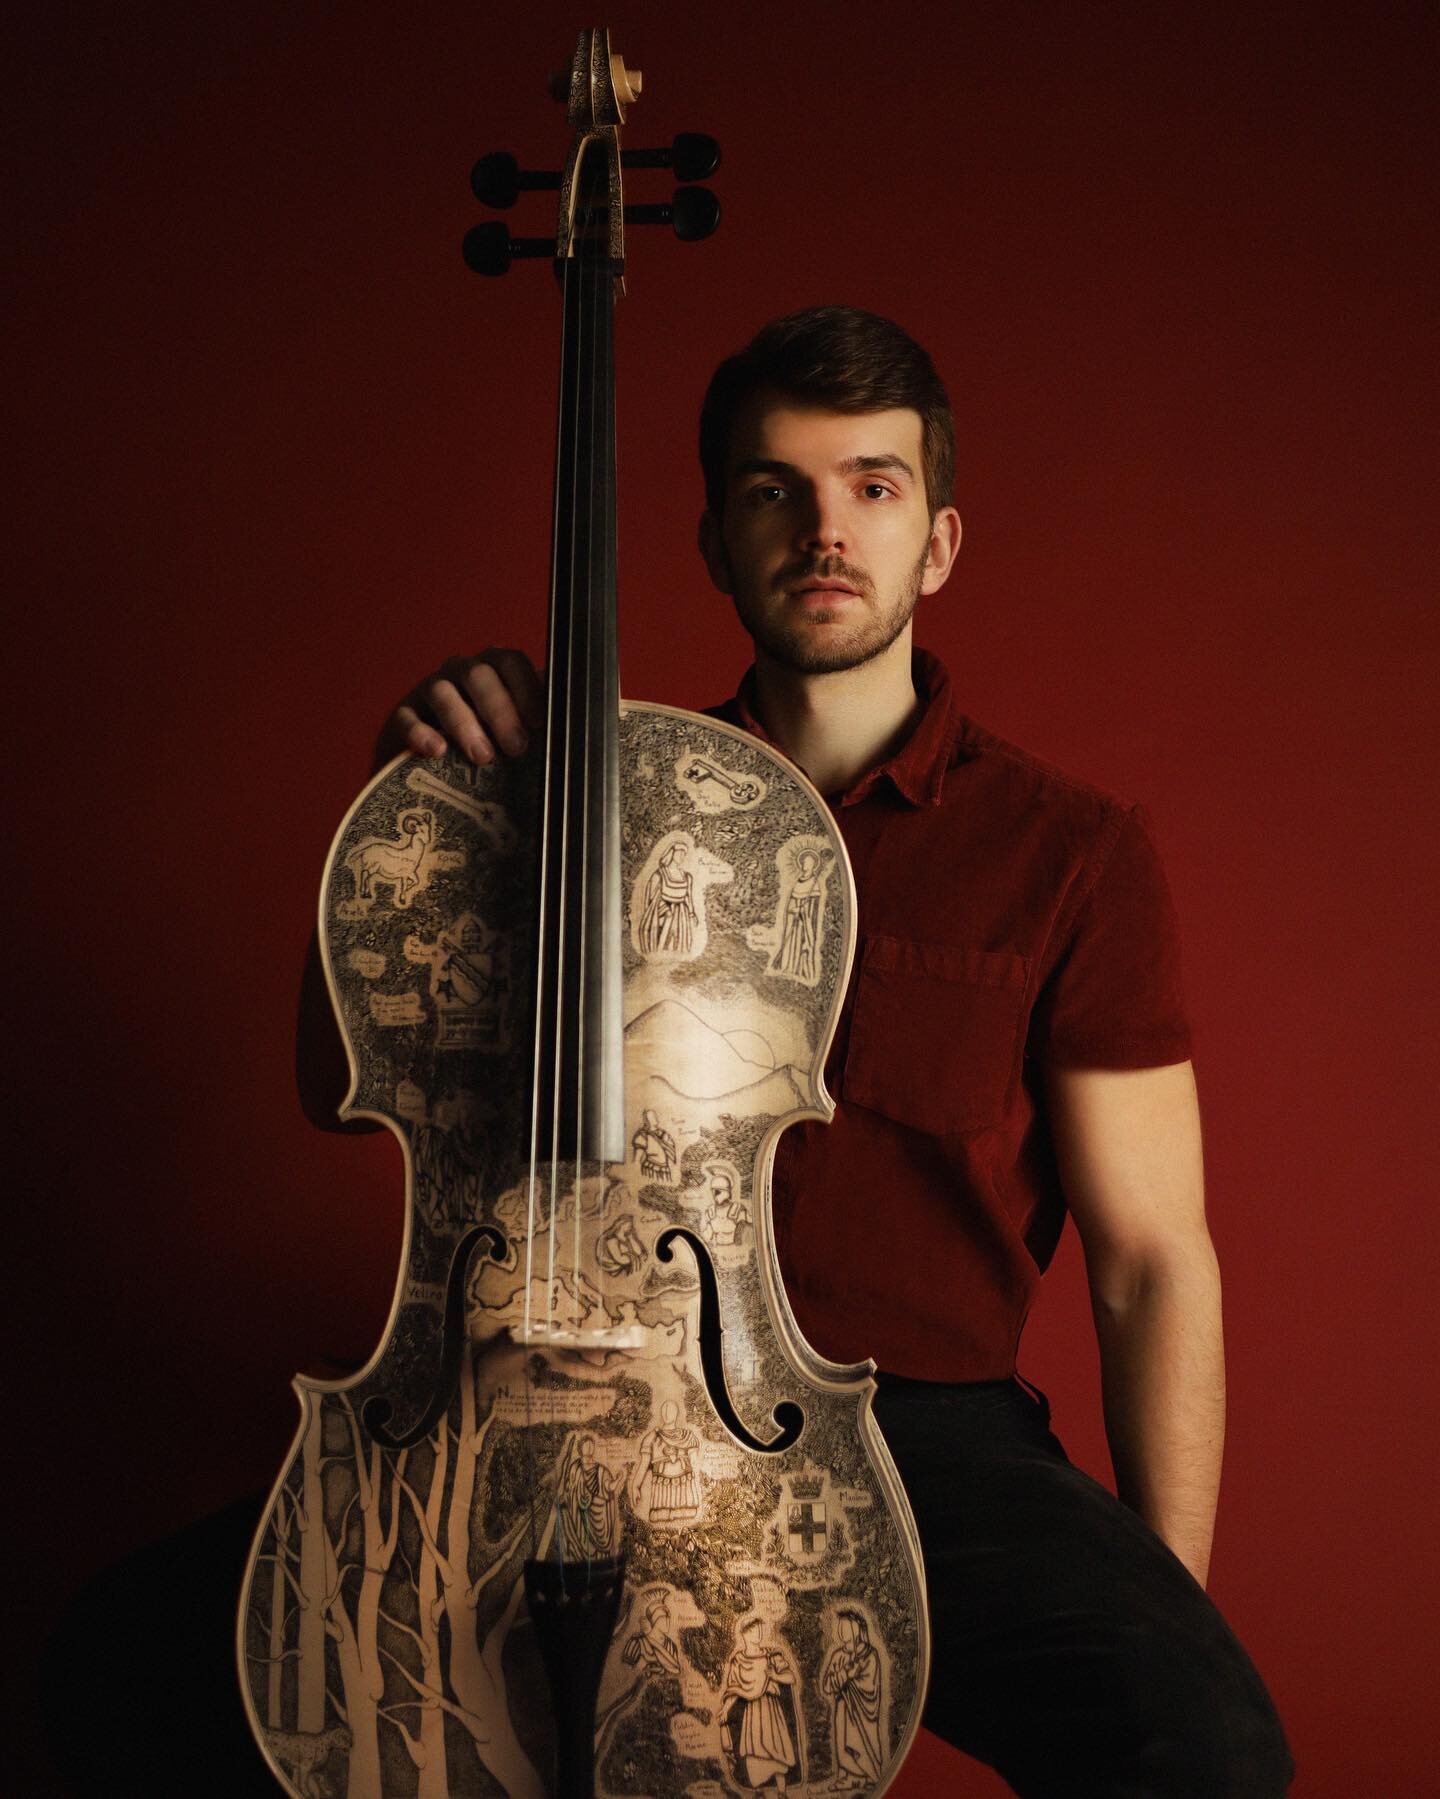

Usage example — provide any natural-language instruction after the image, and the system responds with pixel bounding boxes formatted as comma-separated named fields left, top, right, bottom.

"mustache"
left=775, top=555, right=873, bottom=594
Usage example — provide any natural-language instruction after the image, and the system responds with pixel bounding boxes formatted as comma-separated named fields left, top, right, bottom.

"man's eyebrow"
left=729, top=453, right=918, bottom=482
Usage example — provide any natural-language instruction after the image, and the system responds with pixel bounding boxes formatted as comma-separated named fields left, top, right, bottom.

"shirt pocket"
left=842, top=934, right=1030, bottom=1135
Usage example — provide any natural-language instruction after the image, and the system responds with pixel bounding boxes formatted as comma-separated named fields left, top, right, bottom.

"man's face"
left=700, top=394, right=958, bottom=674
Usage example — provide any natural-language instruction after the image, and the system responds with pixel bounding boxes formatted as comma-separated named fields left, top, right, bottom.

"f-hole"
left=655, top=1227, right=805, bottom=1453
left=362, top=1225, right=508, bottom=1449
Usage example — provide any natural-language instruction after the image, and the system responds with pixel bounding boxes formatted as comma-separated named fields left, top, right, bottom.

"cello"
left=237, top=30, right=929, bottom=1798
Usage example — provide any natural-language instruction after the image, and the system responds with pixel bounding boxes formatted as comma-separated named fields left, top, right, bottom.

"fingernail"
left=505, top=728, right=528, bottom=755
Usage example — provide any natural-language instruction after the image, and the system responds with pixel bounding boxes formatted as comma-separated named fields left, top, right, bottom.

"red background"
left=6, top=1, right=1435, bottom=1791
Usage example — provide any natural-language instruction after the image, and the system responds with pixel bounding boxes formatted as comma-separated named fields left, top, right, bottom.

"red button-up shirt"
left=707, top=650, right=1191, bottom=1382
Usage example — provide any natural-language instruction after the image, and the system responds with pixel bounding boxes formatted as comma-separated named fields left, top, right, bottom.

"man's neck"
left=750, top=630, right=922, bottom=797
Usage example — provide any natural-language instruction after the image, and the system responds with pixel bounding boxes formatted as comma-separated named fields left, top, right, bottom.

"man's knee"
left=1107, top=1633, right=1294, bottom=1798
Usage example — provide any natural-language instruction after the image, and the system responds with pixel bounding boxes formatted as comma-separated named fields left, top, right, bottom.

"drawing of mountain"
left=623, top=999, right=809, bottom=1123
left=630, top=1066, right=808, bottom=1130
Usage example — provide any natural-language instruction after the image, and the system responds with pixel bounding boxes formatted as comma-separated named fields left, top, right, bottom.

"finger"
left=392, top=703, right=447, bottom=759
left=462, top=659, right=529, bottom=756
left=428, top=677, right=496, bottom=764
left=483, top=647, right=547, bottom=732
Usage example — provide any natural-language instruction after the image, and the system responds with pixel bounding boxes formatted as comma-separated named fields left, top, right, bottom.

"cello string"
left=573, top=236, right=591, bottom=1385
left=547, top=202, right=589, bottom=1555
left=595, top=236, right=613, bottom=1365
left=572, top=239, right=595, bottom=1577
left=521, top=245, right=576, bottom=1560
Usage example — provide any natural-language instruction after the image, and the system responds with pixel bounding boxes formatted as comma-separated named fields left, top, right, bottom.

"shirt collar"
left=721, top=648, right=962, bottom=809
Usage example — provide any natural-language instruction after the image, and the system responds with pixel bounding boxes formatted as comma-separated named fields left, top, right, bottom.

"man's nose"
left=796, top=489, right=846, bottom=553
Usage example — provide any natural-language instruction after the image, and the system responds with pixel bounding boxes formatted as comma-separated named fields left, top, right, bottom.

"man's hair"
left=698, top=305, right=954, bottom=521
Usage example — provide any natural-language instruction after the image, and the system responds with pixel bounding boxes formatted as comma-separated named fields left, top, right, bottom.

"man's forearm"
left=1090, top=1238, right=1226, bottom=1587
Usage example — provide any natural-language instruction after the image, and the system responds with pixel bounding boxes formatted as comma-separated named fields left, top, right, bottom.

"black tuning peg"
left=470, top=151, right=561, bottom=209
left=462, top=222, right=556, bottom=275
left=621, top=132, right=720, bottom=182
left=624, top=185, right=721, bottom=242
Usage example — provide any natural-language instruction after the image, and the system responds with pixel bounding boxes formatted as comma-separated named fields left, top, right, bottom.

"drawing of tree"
left=321, top=1396, right=408, bottom=1797
left=247, top=1485, right=302, bottom=1731
left=385, top=1343, right=547, bottom=1799
left=246, top=1348, right=571, bottom=1797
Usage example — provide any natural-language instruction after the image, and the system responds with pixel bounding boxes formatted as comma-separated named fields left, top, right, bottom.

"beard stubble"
left=732, top=543, right=933, bottom=675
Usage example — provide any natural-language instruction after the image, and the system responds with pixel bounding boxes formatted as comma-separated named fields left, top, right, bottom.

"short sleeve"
left=1028, top=804, right=1192, bottom=1069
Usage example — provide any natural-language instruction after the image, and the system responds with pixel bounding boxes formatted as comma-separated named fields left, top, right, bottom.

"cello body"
left=237, top=710, right=928, bottom=1796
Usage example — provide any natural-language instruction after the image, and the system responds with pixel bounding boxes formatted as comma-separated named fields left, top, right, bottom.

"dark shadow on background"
left=41, top=1496, right=275, bottom=1796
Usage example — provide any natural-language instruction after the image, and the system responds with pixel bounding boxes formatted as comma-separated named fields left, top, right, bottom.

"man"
left=382, top=307, right=1292, bottom=1793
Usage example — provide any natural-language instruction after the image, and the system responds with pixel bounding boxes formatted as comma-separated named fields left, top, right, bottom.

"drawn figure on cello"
left=557, top=1433, right=622, bottom=1559
left=631, top=1106, right=677, bottom=1183
left=774, top=849, right=826, bottom=982
left=744, top=836, right=833, bottom=987
left=823, top=1609, right=884, bottom=1787
left=621, top=1589, right=681, bottom=1678
left=631, top=832, right=733, bottom=963
left=633, top=1399, right=701, bottom=1524
left=700, top=1162, right=752, bottom=1249
left=343, top=809, right=456, bottom=910
left=640, top=841, right=698, bottom=954
left=597, top=1211, right=647, bottom=1277
left=261, top=1723, right=352, bottom=1799
left=721, top=1615, right=804, bottom=1793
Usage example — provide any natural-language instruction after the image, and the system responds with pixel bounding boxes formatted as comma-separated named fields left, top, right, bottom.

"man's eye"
left=748, top=485, right=787, bottom=505
left=861, top=482, right=893, bottom=500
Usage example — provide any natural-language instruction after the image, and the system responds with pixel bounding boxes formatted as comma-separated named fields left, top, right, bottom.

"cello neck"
left=535, top=241, right=625, bottom=1165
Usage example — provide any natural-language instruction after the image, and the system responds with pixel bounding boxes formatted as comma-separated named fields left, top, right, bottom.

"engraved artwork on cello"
left=404, top=760, right=520, bottom=853
left=556, top=1431, right=624, bottom=1558
left=720, top=1615, right=807, bottom=1794
left=823, top=1608, right=887, bottom=1790
left=411, top=1087, right=489, bottom=1230
left=630, top=831, right=734, bottom=963
left=676, top=746, right=769, bottom=813
left=699, top=1160, right=752, bottom=1249
left=745, top=835, right=835, bottom=987
left=624, top=996, right=808, bottom=1140
left=631, top=1398, right=702, bottom=1525
left=244, top=707, right=927, bottom=1799
left=339, top=807, right=462, bottom=914
left=596, top=1209, right=648, bottom=1276
left=403, top=908, right=512, bottom=1050
left=631, top=1105, right=678, bottom=1183
left=260, top=1723, right=352, bottom=1799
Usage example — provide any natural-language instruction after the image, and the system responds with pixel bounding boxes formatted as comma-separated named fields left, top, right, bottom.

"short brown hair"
left=698, top=305, right=954, bottom=520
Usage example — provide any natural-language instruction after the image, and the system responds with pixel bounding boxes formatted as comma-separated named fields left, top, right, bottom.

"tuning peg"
left=624, top=185, right=721, bottom=242
left=462, top=222, right=556, bottom=275
left=470, top=151, right=561, bottom=209
left=621, top=133, right=721, bottom=182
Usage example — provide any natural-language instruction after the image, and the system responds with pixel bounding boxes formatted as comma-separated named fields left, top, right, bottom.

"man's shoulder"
left=949, top=713, right=1137, bottom=843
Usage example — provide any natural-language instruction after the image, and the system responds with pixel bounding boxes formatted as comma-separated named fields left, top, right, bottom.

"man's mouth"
left=790, top=578, right=862, bottom=599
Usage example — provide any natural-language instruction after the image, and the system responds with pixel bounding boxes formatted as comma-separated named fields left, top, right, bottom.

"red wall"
left=8, top=2, right=1434, bottom=1790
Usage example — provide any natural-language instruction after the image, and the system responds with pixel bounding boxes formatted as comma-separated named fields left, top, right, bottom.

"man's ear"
left=919, top=505, right=963, bottom=596
left=697, top=510, right=733, bottom=594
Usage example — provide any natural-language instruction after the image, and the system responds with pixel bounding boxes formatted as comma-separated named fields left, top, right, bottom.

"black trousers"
left=872, top=1374, right=1295, bottom=1798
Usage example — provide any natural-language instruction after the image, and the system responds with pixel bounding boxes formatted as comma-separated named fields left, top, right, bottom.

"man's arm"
left=1043, top=1059, right=1224, bottom=1587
